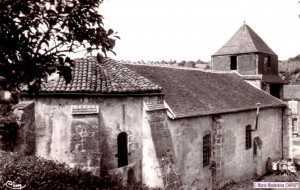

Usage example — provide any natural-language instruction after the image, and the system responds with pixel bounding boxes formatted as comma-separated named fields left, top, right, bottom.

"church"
left=5, top=24, right=293, bottom=190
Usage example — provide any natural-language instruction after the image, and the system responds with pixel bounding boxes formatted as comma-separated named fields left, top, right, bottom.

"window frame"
left=245, top=125, right=252, bottom=150
left=264, top=55, right=271, bottom=68
left=292, top=118, right=298, bottom=134
left=203, top=133, right=211, bottom=167
left=117, top=132, right=129, bottom=167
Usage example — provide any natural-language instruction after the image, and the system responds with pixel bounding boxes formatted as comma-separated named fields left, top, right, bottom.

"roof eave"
left=21, top=91, right=163, bottom=98
left=169, top=103, right=287, bottom=120
left=212, top=51, right=277, bottom=57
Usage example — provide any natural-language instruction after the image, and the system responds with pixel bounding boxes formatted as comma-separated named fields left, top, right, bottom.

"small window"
left=203, top=134, right=211, bottom=167
left=270, top=84, right=281, bottom=99
left=264, top=56, right=271, bottom=68
left=253, top=140, right=257, bottom=156
left=117, top=132, right=128, bottom=167
left=230, top=56, right=237, bottom=70
left=292, top=118, right=298, bottom=134
left=245, top=125, right=252, bottom=149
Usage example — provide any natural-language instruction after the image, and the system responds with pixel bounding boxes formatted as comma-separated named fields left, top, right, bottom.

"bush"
left=0, top=152, right=152, bottom=190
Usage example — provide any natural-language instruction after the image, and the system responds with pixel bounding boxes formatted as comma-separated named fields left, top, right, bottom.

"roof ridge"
left=246, top=24, right=275, bottom=55
left=244, top=24, right=259, bottom=53
left=125, top=62, right=245, bottom=76
left=125, top=62, right=209, bottom=71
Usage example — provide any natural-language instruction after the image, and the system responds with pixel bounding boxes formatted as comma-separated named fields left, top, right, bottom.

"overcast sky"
left=101, top=0, right=300, bottom=61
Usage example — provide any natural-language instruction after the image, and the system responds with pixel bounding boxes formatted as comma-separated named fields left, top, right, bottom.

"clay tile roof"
left=39, top=57, right=162, bottom=95
left=126, top=64, right=286, bottom=119
left=213, top=24, right=276, bottom=56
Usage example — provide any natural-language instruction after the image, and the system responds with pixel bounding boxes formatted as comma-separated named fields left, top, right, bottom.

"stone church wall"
left=18, top=96, right=285, bottom=190
left=34, top=96, right=145, bottom=180
left=212, top=53, right=257, bottom=75
left=167, top=116, right=213, bottom=190
left=220, top=108, right=283, bottom=183
left=164, top=107, right=283, bottom=190
left=211, top=56, right=231, bottom=72
left=237, top=54, right=257, bottom=75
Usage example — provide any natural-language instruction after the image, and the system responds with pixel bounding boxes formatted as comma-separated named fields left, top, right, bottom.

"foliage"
left=288, top=54, right=300, bottom=62
left=0, top=122, right=18, bottom=152
left=0, top=103, right=19, bottom=152
left=279, top=67, right=300, bottom=82
left=0, top=152, right=157, bottom=190
left=0, top=0, right=117, bottom=93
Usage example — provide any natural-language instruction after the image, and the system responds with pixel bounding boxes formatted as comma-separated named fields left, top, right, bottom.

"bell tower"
left=211, top=24, right=286, bottom=99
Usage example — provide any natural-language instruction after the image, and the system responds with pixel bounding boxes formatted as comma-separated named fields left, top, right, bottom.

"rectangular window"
left=292, top=118, right=298, bottom=134
left=203, top=134, right=211, bottom=167
left=264, top=56, right=271, bottom=68
left=246, top=125, right=252, bottom=149
left=230, top=56, right=237, bottom=70
left=270, top=84, right=281, bottom=99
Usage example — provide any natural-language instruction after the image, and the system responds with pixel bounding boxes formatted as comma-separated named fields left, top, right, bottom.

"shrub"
left=0, top=152, right=152, bottom=190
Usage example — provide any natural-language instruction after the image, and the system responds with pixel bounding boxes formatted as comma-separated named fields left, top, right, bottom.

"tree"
left=0, top=0, right=117, bottom=150
left=0, top=0, right=117, bottom=93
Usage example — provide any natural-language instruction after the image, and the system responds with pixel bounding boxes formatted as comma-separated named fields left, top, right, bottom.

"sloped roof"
left=38, top=57, right=162, bottom=96
left=213, top=24, right=276, bottom=56
left=262, top=75, right=287, bottom=84
left=126, top=64, right=286, bottom=119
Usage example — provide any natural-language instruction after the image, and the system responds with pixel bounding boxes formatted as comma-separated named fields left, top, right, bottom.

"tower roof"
left=213, top=24, right=276, bottom=56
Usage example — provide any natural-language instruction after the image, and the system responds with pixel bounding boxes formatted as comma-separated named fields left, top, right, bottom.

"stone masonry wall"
left=168, top=116, right=213, bottom=190
left=221, top=108, right=283, bottom=184
left=13, top=101, right=35, bottom=155
left=283, top=85, right=300, bottom=101
left=142, top=95, right=181, bottom=189
left=237, top=54, right=257, bottom=75
left=34, top=96, right=144, bottom=180
left=212, top=54, right=257, bottom=75
left=212, top=56, right=231, bottom=72
left=69, top=110, right=102, bottom=175
left=211, top=116, right=224, bottom=190
left=282, top=108, right=293, bottom=159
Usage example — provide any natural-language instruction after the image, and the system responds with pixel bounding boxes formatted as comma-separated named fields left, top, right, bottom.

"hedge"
left=0, top=152, right=152, bottom=190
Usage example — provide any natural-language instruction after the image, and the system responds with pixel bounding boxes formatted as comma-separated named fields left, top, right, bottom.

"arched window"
left=245, top=125, right=252, bottom=149
left=203, top=134, right=211, bottom=167
left=117, top=132, right=128, bottom=167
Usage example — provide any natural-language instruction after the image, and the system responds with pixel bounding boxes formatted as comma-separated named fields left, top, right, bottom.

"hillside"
left=122, top=59, right=210, bottom=70
left=279, top=55, right=300, bottom=83
left=279, top=56, right=300, bottom=73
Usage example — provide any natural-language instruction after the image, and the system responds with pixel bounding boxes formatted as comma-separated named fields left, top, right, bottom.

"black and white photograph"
left=0, top=0, right=300, bottom=189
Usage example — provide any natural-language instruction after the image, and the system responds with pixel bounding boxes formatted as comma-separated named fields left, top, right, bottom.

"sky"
left=101, top=0, right=300, bottom=61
